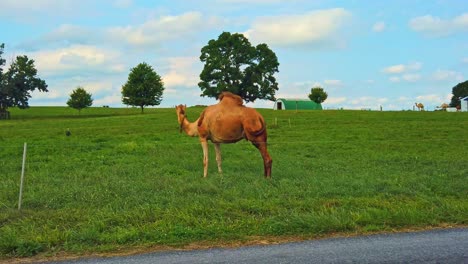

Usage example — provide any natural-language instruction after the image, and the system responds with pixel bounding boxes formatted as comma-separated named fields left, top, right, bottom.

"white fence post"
left=18, top=142, right=27, bottom=210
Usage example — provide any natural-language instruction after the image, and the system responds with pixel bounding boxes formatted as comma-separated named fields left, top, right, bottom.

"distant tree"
left=67, top=86, right=93, bottom=114
left=121, top=62, right=164, bottom=113
left=0, top=44, right=48, bottom=119
left=308, top=86, right=328, bottom=104
left=449, top=80, right=468, bottom=108
left=199, top=32, right=279, bottom=103
left=0, top=43, right=5, bottom=118
left=0, top=43, right=5, bottom=77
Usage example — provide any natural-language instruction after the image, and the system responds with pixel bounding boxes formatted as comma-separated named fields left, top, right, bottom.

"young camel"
left=175, top=92, right=272, bottom=178
left=415, top=102, right=424, bottom=111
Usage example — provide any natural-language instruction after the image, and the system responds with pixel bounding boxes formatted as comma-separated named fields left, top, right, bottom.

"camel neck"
left=181, top=117, right=199, bottom=137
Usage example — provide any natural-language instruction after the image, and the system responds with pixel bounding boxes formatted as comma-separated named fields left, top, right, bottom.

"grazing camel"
left=440, top=103, right=449, bottom=109
left=415, top=102, right=424, bottom=111
left=175, top=92, right=272, bottom=178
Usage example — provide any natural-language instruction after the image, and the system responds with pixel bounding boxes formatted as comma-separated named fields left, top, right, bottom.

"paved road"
left=42, top=228, right=467, bottom=264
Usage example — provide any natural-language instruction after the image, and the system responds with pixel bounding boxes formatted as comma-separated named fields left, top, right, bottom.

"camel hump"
left=219, top=92, right=243, bottom=106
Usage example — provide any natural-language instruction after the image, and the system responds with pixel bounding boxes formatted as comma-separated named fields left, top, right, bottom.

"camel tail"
left=197, top=110, right=206, bottom=127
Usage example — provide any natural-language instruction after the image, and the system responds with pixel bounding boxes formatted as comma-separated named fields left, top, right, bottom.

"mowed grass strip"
left=1, top=107, right=467, bottom=258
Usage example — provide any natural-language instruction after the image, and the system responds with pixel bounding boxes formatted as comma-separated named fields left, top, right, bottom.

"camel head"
left=175, top=104, right=187, bottom=133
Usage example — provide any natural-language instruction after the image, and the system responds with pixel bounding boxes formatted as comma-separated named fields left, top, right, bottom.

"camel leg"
left=252, top=140, right=272, bottom=178
left=200, top=140, right=209, bottom=177
left=214, top=143, right=223, bottom=174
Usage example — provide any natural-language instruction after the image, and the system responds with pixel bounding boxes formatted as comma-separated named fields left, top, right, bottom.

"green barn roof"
left=274, top=99, right=322, bottom=110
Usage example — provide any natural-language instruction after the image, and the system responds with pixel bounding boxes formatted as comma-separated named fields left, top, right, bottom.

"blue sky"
left=1, top=0, right=467, bottom=110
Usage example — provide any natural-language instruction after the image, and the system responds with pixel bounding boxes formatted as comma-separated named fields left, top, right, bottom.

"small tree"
left=67, top=86, right=93, bottom=114
left=0, top=44, right=48, bottom=119
left=308, top=86, right=328, bottom=104
left=121, top=62, right=164, bottom=113
left=449, top=80, right=468, bottom=108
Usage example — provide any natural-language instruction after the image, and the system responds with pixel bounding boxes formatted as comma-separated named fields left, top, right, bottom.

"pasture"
left=1, top=106, right=467, bottom=259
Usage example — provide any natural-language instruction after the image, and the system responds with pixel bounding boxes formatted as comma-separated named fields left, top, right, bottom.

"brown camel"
left=415, top=102, right=424, bottom=111
left=175, top=92, right=272, bottom=178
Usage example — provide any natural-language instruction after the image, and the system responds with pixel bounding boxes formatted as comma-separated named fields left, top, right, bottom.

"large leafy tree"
left=199, top=32, right=279, bottom=103
left=449, top=80, right=468, bottom=108
left=121, top=62, right=164, bottom=113
left=67, top=86, right=93, bottom=114
left=0, top=44, right=48, bottom=119
left=308, top=86, right=328, bottom=104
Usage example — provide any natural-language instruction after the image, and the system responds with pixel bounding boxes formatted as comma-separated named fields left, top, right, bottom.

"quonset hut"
left=273, top=98, right=322, bottom=110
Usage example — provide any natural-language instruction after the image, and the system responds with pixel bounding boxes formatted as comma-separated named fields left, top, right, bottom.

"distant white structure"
left=461, top=96, right=468, bottom=112
left=447, top=107, right=457, bottom=112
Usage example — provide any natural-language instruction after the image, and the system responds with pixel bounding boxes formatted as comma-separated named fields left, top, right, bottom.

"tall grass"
left=1, top=107, right=467, bottom=259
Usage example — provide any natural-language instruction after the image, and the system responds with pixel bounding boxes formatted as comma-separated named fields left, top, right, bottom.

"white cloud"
left=382, top=62, right=422, bottom=74
left=79, top=81, right=115, bottom=95
left=416, top=94, right=447, bottom=104
left=30, top=90, right=63, bottom=100
left=383, top=64, right=406, bottom=74
left=402, top=74, right=421, bottom=82
left=324, top=79, right=342, bottom=86
left=343, top=96, right=389, bottom=110
left=28, top=45, right=124, bottom=77
left=462, top=58, right=468, bottom=63
left=219, top=0, right=286, bottom=3
left=113, top=0, right=133, bottom=9
left=245, top=8, right=352, bottom=48
left=44, top=24, right=98, bottom=45
left=162, top=57, right=201, bottom=88
left=311, top=82, right=323, bottom=88
left=324, top=97, right=346, bottom=104
left=409, top=13, right=468, bottom=37
left=275, top=92, right=309, bottom=99
left=432, top=69, right=464, bottom=82
left=36, top=12, right=222, bottom=50
left=383, top=62, right=422, bottom=83
left=107, top=12, right=220, bottom=47
left=372, top=21, right=386, bottom=32
left=94, top=95, right=122, bottom=106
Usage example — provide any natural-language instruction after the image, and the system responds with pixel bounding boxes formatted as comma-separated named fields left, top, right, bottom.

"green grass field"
left=1, top=106, right=467, bottom=259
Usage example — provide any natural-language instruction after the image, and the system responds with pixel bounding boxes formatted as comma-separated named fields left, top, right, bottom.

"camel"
left=175, top=92, right=272, bottom=178
left=415, top=102, right=424, bottom=111
left=440, top=103, right=449, bottom=109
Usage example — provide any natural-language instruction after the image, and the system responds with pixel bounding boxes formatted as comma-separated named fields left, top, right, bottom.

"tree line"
left=1, top=32, right=467, bottom=119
